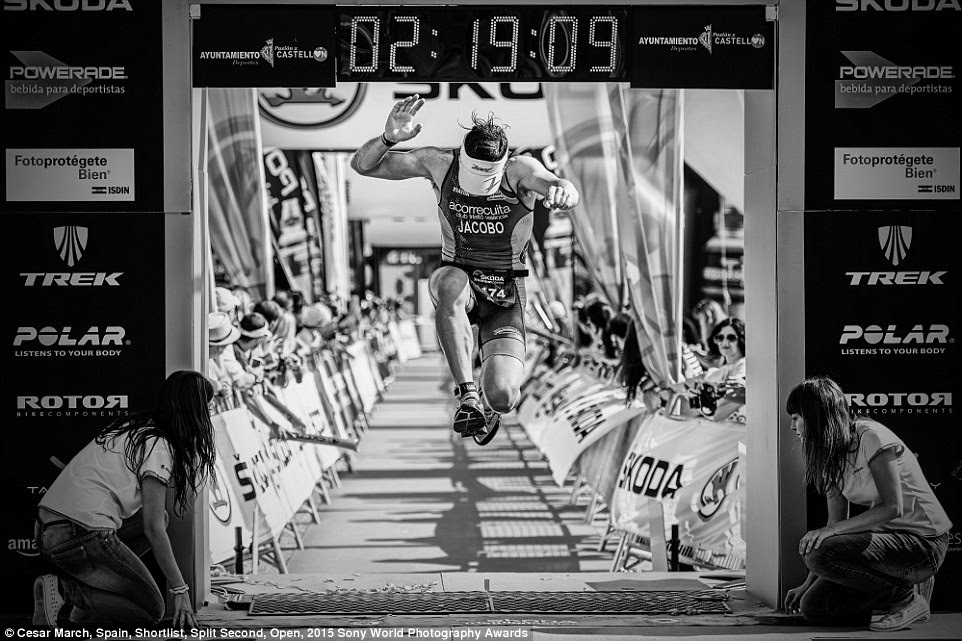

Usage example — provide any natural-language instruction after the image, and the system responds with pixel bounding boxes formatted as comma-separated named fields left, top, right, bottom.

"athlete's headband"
left=458, top=141, right=508, bottom=196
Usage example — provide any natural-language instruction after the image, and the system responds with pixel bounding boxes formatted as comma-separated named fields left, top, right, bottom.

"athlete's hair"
left=786, top=376, right=858, bottom=496
left=97, top=370, right=216, bottom=515
left=462, top=112, right=509, bottom=161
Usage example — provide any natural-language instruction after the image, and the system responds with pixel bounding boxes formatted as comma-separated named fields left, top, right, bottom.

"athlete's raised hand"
left=543, top=180, right=579, bottom=211
left=384, top=94, right=425, bottom=144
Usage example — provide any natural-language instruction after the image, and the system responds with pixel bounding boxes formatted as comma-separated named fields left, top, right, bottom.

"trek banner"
left=803, top=210, right=961, bottom=611
left=2, top=0, right=165, bottom=211
left=3, top=212, right=166, bottom=615
left=804, top=2, right=960, bottom=208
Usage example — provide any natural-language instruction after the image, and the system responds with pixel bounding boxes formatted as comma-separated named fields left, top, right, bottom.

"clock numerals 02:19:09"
left=343, top=11, right=623, bottom=78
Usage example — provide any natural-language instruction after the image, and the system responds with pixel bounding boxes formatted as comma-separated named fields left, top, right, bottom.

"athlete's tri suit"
left=433, top=149, right=534, bottom=357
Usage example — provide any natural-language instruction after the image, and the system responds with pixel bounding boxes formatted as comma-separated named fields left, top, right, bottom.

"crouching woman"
left=783, top=377, right=951, bottom=631
left=33, top=371, right=215, bottom=629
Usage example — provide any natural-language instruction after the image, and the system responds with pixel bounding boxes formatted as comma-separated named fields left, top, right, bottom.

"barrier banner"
left=310, top=357, right=354, bottom=441
left=347, top=341, right=380, bottom=413
left=276, top=381, right=342, bottom=470
left=610, top=412, right=746, bottom=569
left=576, top=414, right=644, bottom=506
left=209, top=453, right=251, bottom=565
left=540, top=388, right=646, bottom=486
left=397, top=319, right=423, bottom=361
left=518, top=367, right=611, bottom=450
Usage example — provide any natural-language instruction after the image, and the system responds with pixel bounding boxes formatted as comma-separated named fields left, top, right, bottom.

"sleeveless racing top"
left=437, top=149, right=534, bottom=272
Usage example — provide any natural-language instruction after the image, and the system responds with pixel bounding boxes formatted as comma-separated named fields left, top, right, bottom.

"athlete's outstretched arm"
left=351, top=94, right=436, bottom=180
left=511, top=156, right=580, bottom=210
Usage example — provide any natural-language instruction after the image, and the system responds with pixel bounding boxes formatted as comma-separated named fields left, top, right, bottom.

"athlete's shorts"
left=431, top=263, right=527, bottom=360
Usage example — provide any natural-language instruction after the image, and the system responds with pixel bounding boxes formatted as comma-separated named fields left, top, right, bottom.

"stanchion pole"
left=670, top=523, right=680, bottom=572
left=233, top=527, right=244, bottom=575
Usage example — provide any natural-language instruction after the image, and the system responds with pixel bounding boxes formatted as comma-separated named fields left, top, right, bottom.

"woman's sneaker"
left=869, top=592, right=930, bottom=631
left=32, top=574, right=65, bottom=627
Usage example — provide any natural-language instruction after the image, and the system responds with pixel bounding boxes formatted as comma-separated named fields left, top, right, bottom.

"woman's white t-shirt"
left=40, top=430, right=174, bottom=531
left=841, top=419, right=952, bottom=537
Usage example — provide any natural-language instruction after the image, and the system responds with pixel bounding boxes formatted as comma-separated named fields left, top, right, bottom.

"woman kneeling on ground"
left=33, top=371, right=215, bottom=629
left=783, top=376, right=951, bottom=632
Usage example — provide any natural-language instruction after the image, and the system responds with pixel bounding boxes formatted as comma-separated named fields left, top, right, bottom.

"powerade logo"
left=836, top=0, right=961, bottom=10
left=3, top=0, right=131, bottom=10
left=847, top=391, right=953, bottom=415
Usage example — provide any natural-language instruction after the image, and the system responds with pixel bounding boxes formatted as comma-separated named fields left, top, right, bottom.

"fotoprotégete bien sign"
left=805, top=2, right=960, bottom=208
left=1, top=0, right=164, bottom=212
left=3, top=213, right=167, bottom=616
left=803, top=211, right=961, bottom=612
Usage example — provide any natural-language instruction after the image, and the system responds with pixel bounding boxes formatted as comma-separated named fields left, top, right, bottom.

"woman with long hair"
left=783, top=377, right=951, bottom=631
left=33, top=371, right=216, bottom=629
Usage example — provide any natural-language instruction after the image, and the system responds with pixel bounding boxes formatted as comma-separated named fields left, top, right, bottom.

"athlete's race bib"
left=468, top=269, right=517, bottom=308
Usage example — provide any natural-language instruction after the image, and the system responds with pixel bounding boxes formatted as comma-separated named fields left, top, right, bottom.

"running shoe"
left=452, top=390, right=487, bottom=438
left=869, top=592, right=930, bottom=631
left=473, top=405, right=502, bottom=446
left=32, top=574, right=65, bottom=627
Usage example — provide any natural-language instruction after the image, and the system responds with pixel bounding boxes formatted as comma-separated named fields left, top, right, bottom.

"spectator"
left=33, top=371, right=214, bottom=629
left=296, top=304, right=332, bottom=351
left=233, top=313, right=271, bottom=381
left=783, top=377, right=951, bottom=631
left=207, top=312, right=255, bottom=394
left=692, top=318, right=746, bottom=422
left=214, top=287, right=241, bottom=322
left=692, top=298, right=729, bottom=362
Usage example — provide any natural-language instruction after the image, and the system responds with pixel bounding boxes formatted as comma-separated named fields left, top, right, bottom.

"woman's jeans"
left=800, top=530, right=948, bottom=625
left=37, top=515, right=165, bottom=626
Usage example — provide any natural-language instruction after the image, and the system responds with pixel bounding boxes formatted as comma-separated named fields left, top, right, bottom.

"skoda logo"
left=209, top=474, right=232, bottom=524
left=258, top=84, right=367, bottom=129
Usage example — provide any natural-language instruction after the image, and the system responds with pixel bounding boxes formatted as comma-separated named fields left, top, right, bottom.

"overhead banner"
left=803, top=210, right=961, bottom=611
left=630, top=6, right=774, bottom=89
left=3, top=213, right=166, bottom=615
left=2, top=0, right=165, bottom=211
left=805, top=2, right=960, bottom=208
left=192, top=4, right=336, bottom=88
left=258, top=82, right=550, bottom=150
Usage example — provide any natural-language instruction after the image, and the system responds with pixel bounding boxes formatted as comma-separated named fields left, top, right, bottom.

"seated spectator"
left=208, top=312, right=255, bottom=395
left=233, top=313, right=271, bottom=381
left=687, top=318, right=746, bottom=422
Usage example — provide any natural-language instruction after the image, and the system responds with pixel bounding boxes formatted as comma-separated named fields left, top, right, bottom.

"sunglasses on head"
left=714, top=333, right=738, bottom=343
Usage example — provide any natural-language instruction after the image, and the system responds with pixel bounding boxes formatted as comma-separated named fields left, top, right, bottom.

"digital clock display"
left=338, top=7, right=628, bottom=82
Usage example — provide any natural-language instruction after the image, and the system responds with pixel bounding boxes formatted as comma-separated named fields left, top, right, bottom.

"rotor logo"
left=878, top=225, right=912, bottom=266
left=258, top=84, right=367, bottom=130
left=53, top=225, right=87, bottom=267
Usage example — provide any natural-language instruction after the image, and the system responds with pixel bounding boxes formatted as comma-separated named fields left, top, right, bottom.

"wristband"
left=169, top=584, right=190, bottom=596
left=380, top=133, right=398, bottom=147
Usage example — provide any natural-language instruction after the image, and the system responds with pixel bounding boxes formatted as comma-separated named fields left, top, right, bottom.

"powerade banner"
left=3, top=212, right=166, bottom=615
left=803, top=210, right=961, bottom=611
left=630, top=5, right=774, bottom=89
left=805, top=2, right=960, bottom=208
left=192, top=4, right=336, bottom=88
left=2, top=0, right=164, bottom=212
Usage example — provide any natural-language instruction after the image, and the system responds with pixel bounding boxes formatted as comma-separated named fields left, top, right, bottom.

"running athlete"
left=351, top=95, right=579, bottom=443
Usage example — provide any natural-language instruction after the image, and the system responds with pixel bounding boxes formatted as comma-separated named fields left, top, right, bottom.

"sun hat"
left=239, top=312, right=271, bottom=340
left=300, top=304, right=333, bottom=329
left=214, top=287, right=240, bottom=313
left=208, top=312, right=241, bottom=346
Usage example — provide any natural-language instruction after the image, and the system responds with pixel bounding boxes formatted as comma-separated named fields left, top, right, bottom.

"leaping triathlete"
left=352, top=95, right=579, bottom=444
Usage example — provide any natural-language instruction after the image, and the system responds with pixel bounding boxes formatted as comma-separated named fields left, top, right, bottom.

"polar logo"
left=14, top=326, right=125, bottom=347
left=4, top=0, right=132, bottom=10
left=847, top=392, right=952, bottom=407
left=878, top=225, right=912, bottom=266
left=53, top=226, right=87, bottom=267
left=839, top=324, right=951, bottom=345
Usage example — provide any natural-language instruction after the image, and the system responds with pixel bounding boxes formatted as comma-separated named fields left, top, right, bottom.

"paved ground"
left=199, top=354, right=960, bottom=639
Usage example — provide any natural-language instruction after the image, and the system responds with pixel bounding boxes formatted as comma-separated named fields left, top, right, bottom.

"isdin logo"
left=53, top=225, right=88, bottom=267
left=878, top=225, right=912, bottom=266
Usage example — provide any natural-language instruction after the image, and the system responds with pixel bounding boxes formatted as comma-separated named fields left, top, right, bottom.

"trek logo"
left=847, top=392, right=952, bottom=407
left=839, top=324, right=951, bottom=345
left=54, top=225, right=87, bottom=267
left=697, top=458, right=740, bottom=521
left=846, top=226, right=948, bottom=286
left=17, top=395, right=128, bottom=409
left=14, top=326, right=125, bottom=347
left=3, top=0, right=132, bottom=10
left=836, top=0, right=961, bottom=10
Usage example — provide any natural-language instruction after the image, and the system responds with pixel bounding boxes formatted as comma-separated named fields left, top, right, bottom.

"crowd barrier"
left=516, top=342, right=747, bottom=572
left=206, top=319, right=416, bottom=571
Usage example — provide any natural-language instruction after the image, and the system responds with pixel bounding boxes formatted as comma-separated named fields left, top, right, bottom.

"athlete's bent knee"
left=484, top=384, right=517, bottom=414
